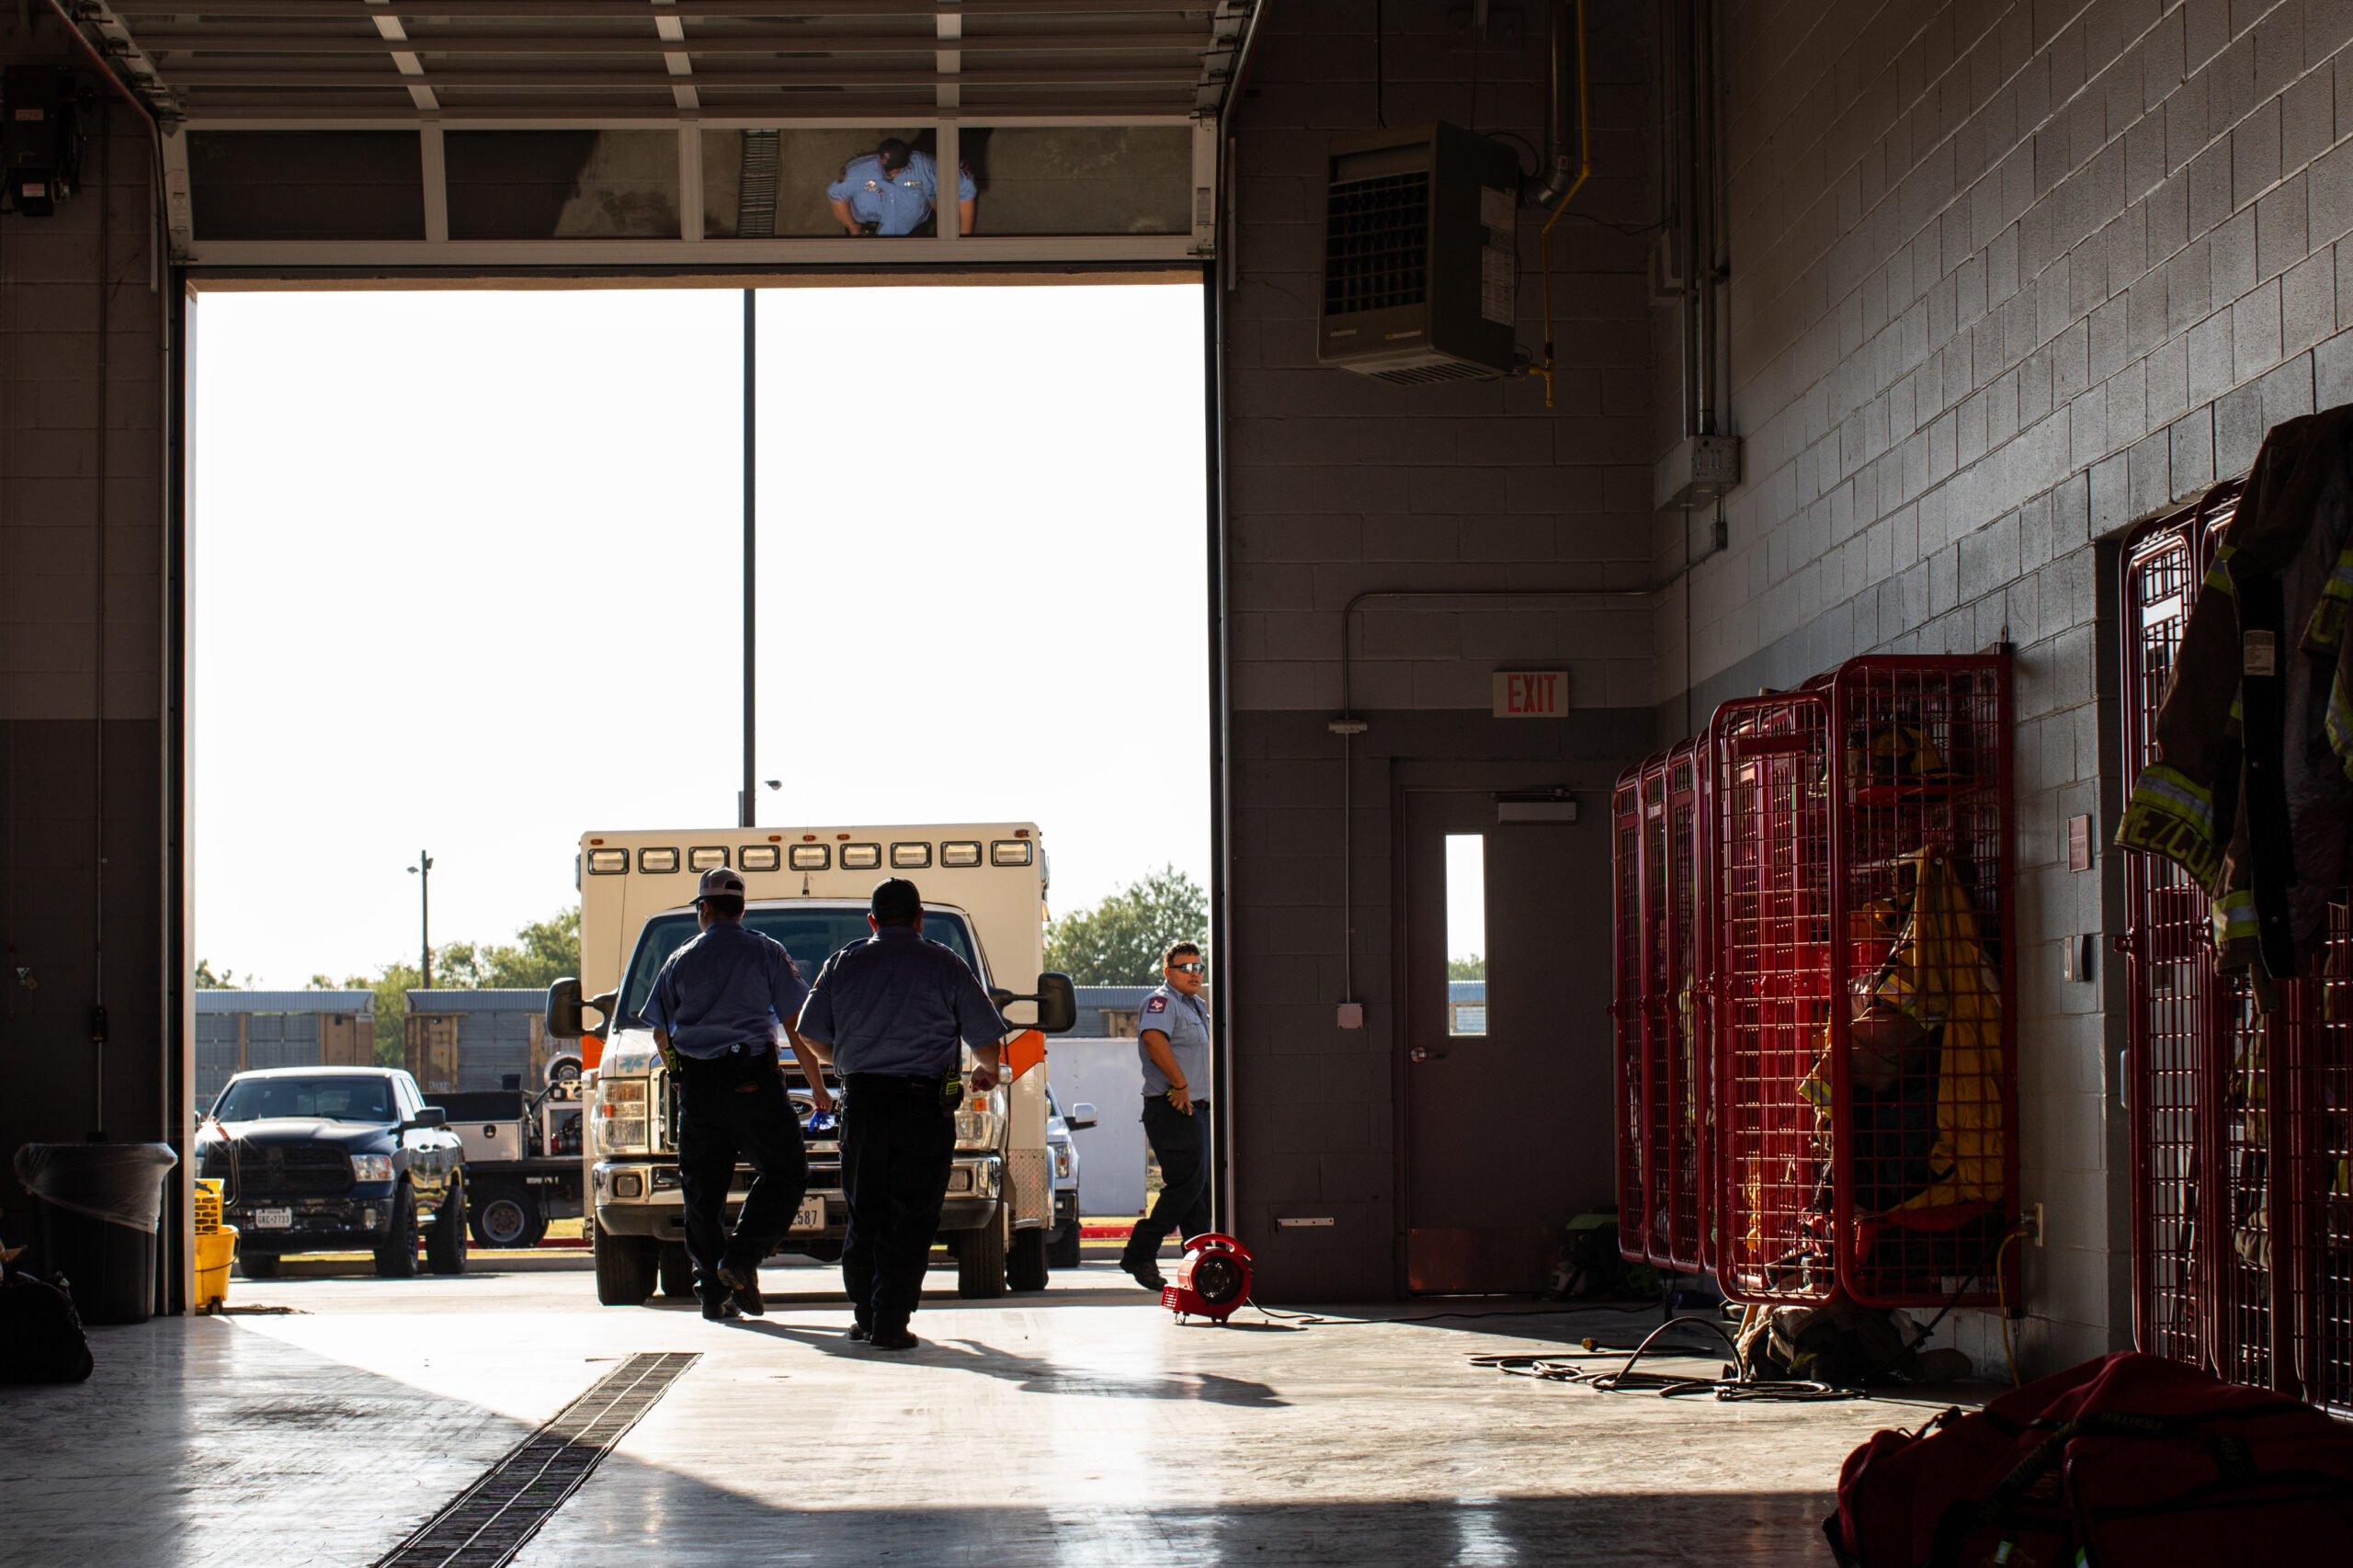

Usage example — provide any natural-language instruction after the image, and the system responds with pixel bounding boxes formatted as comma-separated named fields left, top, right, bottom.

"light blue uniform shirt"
left=640, top=919, right=810, bottom=1061
left=794, top=926, right=1007, bottom=1078
left=1138, top=983, right=1211, bottom=1097
left=825, top=151, right=975, bottom=235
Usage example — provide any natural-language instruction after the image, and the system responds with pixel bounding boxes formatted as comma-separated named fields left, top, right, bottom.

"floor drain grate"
left=374, top=1351, right=699, bottom=1568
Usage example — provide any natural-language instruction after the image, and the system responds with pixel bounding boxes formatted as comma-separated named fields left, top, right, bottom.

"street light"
left=407, top=850, right=434, bottom=988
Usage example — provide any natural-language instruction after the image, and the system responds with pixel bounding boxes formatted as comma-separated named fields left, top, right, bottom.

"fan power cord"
left=1246, top=1299, right=1652, bottom=1327
left=1472, top=1313, right=1863, bottom=1403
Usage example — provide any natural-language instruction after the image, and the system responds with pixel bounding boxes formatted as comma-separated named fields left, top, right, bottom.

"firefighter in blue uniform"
left=1119, top=941, right=1213, bottom=1290
left=640, top=866, right=835, bottom=1322
left=793, top=878, right=1007, bottom=1350
left=826, top=137, right=977, bottom=236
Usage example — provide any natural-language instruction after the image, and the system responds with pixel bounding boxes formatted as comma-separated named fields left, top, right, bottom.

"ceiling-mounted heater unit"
left=1319, top=121, right=1519, bottom=385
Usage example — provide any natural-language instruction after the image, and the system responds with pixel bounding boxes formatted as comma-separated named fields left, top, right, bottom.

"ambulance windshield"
left=617, top=907, right=983, bottom=1028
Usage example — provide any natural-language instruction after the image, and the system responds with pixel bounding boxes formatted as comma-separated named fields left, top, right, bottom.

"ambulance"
left=543, top=823, right=1074, bottom=1305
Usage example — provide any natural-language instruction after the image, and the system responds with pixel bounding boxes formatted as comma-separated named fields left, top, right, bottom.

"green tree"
left=1044, top=867, right=1208, bottom=985
left=324, top=906, right=582, bottom=1069
left=1447, top=955, right=1486, bottom=981
left=195, top=959, right=237, bottom=989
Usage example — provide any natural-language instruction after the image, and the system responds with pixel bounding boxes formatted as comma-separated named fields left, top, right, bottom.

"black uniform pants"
left=840, top=1073, right=955, bottom=1334
left=675, top=1069, right=809, bottom=1304
left=1125, top=1095, right=1212, bottom=1267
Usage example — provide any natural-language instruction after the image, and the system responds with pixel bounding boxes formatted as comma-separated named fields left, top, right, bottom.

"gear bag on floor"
left=0, top=1251, right=95, bottom=1383
left=1824, top=1351, right=2353, bottom=1568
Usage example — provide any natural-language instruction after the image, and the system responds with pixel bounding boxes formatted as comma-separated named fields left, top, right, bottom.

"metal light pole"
left=407, top=850, right=433, bottom=987
left=740, top=287, right=756, bottom=829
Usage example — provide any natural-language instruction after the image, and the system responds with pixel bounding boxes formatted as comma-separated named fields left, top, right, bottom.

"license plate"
left=253, top=1208, right=292, bottom=1230
left=790, top=1197, right=824, bottom=1232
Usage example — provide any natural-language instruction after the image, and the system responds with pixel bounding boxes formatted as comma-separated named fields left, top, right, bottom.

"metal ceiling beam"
left=109, top=0, right=1209, bottom=16
left=163, top=63, right=1198, bottom=86
left=130, top=31, right=1208, bottom=53
left=174, top=100, right=1196, bottom=121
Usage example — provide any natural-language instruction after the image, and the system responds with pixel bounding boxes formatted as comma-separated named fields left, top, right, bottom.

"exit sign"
left=1494, top=670, right=1568, bottom=717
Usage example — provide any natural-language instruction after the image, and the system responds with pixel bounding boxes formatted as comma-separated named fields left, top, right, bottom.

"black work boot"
left=1120, top=1252, right=1166, bottom=1291
left=701, top=1296, right=740, bottom=1322
left=716, top=1261, right=766, bottom=1317
left=847, top=1319, right=871, bottom=1341
left=869, top=1326, right=918, bottom=1351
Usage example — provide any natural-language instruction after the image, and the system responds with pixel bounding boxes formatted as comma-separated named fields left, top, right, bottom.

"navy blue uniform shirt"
left=795, top=926, right=1007, bottom=1078
left=640, top=918, right=810, bottom=1061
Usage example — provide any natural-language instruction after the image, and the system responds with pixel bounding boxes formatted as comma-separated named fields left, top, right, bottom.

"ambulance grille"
left=372, top=1351, right=698, bottom=1568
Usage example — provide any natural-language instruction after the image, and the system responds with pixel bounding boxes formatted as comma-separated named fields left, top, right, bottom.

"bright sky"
left=1445, top=834, right=1486, bottom=964
left=194, top=283, right=1209, bottom=988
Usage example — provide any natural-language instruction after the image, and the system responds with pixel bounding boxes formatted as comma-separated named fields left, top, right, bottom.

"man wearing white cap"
left=640, top=865, right=833, bottom=1321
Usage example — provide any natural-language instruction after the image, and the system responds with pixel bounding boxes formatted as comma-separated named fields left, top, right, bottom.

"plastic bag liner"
left=12, top=1143, right=178, bottom=1233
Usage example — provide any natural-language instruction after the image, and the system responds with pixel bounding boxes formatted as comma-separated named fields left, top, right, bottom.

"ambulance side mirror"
left=545, top=979, right=617, bottom=1042
left=1032, top=972, right=1077, bottom=1033
left=990, top=972, right=1078, bottom=1034
left=1067, top=1102, right=1098, bottom=1131
left=546, top=978, right=584, bottom=1040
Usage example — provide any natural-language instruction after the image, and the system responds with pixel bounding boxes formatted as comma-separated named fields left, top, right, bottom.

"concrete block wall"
left=1225, top=1, right=1659, bottom=1297
left=1671, top=0, right=2353, bottom=1369
left=0, top=18, right=175, bottom=1261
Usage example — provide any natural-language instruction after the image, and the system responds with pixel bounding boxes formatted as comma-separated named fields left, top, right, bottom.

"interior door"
left=1402, top=787, right=1614, bottom=1292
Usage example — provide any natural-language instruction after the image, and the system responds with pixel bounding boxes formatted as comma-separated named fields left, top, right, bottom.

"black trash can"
left=12, top=1142, right=178, bottom=1325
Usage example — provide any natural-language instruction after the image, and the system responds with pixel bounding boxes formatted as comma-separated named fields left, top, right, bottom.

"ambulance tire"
left=1008, top=1225, right=1050, bottom=1292
left=658, top=1242, right=695, bottom=1299
left=239, top=1252, right=280, bottom=1279
left=594, top=1223, right=657, bottom=1306
left=957, top=1207, right=1008, bottom=1299
left=1048, top=1221, right=1081, bottom=1270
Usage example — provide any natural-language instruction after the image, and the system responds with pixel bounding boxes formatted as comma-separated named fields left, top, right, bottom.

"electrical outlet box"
left=1654, top=434, right=1742, bottom=508
left=2061, top=934, right=2094, bottom=983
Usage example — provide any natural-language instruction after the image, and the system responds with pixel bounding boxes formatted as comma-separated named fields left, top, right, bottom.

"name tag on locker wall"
left=1493, top=671, right=1568, bottom=718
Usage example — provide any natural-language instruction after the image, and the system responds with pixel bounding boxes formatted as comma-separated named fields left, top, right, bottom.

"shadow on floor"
left=729, top=1316, right=1290, bottom=1406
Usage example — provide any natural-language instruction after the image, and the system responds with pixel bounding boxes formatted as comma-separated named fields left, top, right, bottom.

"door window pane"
left=1447, top=834, right=1487, bottom=1036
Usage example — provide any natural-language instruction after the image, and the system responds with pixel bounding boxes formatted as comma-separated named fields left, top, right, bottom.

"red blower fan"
left=1162, top=1233, right=1253, bottom=1324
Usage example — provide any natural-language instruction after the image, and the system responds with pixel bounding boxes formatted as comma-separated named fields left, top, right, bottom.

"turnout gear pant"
left=840, top=1074, right=956, bottom=1334
left=1126, top=1095, right=1212, bottom=1269
left=675, top=1069, right=809, bottom=1307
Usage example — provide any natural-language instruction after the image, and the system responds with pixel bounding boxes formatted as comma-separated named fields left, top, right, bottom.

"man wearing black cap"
left=793, top=878, right=1008, bottom=1351
left=640, top=866, right=834, bottom=1321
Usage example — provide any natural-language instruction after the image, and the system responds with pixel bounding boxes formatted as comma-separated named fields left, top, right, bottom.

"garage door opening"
left=189, top=278, right=1211, bottom=1285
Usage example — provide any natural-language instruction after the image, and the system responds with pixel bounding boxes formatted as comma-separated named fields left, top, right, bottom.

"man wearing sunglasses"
left=1120, top=942, right=1213, bottom=1290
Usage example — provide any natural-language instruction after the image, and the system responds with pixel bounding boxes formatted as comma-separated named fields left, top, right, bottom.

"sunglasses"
left=1168, top=961, right=1206, bottom=974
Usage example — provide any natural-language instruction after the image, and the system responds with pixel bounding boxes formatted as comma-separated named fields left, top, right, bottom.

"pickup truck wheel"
left=1048, top=1220, right=1081, bottom=1270
left=426, top=1180, right=469, bottom=1275
left=594, top=1223, right=657, bottom=1306
left=658, top=1242, right=694, bottom=1299
left=1008, top=1224, right=1050, bottom=1292
left=239, top=1253, right=279, bottom=1279
left=956, top=1206, right=1008, bottom=1299
left=470, top=1188, right=545, bottom=1250
left=374, top=1184, right=421, bottom=1278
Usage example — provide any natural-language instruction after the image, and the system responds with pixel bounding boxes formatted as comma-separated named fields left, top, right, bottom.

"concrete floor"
left=0, top=1257, right=1976, bottom=1566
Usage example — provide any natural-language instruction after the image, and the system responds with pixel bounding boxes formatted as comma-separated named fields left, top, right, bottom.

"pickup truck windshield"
left=618, top=909, right=983, bottom=1029
left=213, top=1075, right=393, bottom=1124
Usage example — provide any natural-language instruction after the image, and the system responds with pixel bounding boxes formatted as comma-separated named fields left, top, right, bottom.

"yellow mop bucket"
left=193, top=1178, right=236, bottom=1312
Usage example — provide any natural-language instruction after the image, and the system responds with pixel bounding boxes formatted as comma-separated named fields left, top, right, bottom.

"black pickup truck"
left=195, top=1066, right=469, bottom=1278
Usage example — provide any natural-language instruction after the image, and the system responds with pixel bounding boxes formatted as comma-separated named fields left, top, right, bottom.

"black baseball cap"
left=870, top=878, right=922, bottom=921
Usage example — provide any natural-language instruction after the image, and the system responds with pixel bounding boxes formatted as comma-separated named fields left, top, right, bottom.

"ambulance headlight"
left=597, top=1079, right=650, bottom=1153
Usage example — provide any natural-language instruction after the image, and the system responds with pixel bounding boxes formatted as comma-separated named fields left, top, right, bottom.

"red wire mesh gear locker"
left=1662, top=738, right=1711, bottom=1273
left=2118, top=476, right=2353, bottom=1415
left=1711, top=689, right=1836, bottom=1301
left=1610, top=768, right=1645, bottom=1256
left=1608, top=747, right=1713, bottom=1273
left=1712, top=655, right=2017, bottom=1308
